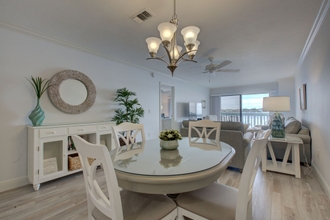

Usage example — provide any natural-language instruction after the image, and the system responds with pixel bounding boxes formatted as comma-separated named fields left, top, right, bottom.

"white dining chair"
left=188, top=120, right=221, bottom=140
left=72, top=135, right=177, bottom=220
left=112, top=122, right=146, bottom=149
left=176, top=129, right=271, bottom=220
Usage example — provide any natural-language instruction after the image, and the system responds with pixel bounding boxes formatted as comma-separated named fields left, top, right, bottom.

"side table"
left=262, top=136, right=303, bottom=178
left=246, top=126, right=262, bottom=137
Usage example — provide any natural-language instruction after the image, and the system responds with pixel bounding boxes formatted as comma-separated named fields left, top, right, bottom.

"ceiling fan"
left=203, top=57, right=240, bottom=74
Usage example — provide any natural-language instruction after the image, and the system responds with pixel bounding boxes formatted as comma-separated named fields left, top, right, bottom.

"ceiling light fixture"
left=145, top=0, right=200, bottom=76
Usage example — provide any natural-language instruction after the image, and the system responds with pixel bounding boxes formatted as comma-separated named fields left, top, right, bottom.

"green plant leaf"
left=26, top=76, right=52, bottom=99
left=111, top=87, right=144, bottom=125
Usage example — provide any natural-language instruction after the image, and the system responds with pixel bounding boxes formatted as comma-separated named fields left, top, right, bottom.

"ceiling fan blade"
left=217, top=69, right=240, bottom=72
left=215, top=60, right=232, bottom=69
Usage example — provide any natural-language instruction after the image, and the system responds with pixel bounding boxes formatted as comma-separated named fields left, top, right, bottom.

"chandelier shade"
left=158, top=22, right=177, bottom=44
left=145, top=0, right=200, bottom=76
left=145, top=37, right=162, bottom=56
left=181, top=26, right=200, bottom=48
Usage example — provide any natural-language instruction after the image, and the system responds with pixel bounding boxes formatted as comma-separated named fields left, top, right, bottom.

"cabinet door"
left=38, top=136, right=67, bottom=182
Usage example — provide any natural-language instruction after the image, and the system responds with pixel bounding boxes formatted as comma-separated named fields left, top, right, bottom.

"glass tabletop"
left=110, top=137, right=233, bottom=176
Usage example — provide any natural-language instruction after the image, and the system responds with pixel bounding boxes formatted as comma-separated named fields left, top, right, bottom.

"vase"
left=29, top=99, right=45, bottom=126
left=160, top=140, right=179, bottom=150
left=271, top=113, right=285, bottom=138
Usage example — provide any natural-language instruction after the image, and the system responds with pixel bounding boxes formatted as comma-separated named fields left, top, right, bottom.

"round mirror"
left=59, top=79, right=87, bottom=105
left=48, top=70, right=96, bottom=114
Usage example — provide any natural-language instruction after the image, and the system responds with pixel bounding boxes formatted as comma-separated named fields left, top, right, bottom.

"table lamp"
left=263, top=96, right=290, bottom=138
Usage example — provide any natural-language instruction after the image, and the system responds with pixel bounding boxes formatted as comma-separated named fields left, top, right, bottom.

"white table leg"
left=262, top=145, right=267, bottom=172
left=268, top=142, right=277, bottom=166
left=293, top=143, right=301, bottom=178
left=282, top=143, right=292, bottom=167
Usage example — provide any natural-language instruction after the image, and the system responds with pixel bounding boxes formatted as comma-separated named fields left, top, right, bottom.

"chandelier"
left=145, top=0, right=200, bottom=76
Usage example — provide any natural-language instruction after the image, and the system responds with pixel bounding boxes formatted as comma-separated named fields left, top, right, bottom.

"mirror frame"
left=48, top=70, right=96, bottom=114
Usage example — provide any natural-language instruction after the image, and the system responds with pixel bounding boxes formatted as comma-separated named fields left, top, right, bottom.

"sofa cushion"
left=298, top=126, right=309, bottom=135
left=221, top=121, right=244, bottom=134
left=284, top=117, right=301, bottom=134
left=243, top=124, right=250, bottom=134
left=182, top=120, right=192, bottom=128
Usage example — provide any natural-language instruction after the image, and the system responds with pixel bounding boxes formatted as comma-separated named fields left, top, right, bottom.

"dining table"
left=110, top=137, right=236, bottom=194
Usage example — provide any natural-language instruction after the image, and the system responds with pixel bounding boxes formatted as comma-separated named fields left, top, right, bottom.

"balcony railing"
left=221, top=112, right=269, bottom=127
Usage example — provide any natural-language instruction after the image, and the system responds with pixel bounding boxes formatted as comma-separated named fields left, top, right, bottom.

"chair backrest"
left=112, top=122, right=146, bottom=149
left=71, top=135, right=123, bottom=220
left=236, top=129, right=271, bottom=220
left=205, top=115, right=218, bottom=121
left=188, top=120, right=221, bottom=140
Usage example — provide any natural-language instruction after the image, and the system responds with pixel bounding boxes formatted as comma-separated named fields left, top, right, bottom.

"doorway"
left=159, top=83, right=175, bottom=132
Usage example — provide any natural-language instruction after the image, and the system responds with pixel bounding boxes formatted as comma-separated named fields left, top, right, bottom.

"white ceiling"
left=0, top=0, right=323, bottom=88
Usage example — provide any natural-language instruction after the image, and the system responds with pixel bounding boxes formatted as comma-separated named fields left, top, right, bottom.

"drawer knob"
left=51, top=131, right=56, bottom=134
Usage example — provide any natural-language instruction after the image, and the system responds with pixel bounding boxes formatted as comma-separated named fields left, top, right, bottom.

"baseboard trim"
left=312, top=161, right=330, bottom=199
left=0, top=176, right=29, bottom=193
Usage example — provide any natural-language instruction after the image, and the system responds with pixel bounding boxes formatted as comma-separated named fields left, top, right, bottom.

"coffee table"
left=262, top=136, right=303, bottom=178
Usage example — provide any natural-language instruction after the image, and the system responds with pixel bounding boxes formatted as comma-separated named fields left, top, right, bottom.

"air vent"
left=131, top=10, right=153, bottom=24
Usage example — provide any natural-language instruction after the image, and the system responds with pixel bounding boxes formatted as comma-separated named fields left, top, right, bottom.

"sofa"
left=180, top=120, right=253, bottom=171
left=266, top=117, right=311, bottom=165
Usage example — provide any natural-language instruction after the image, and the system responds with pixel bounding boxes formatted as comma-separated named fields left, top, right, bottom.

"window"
left=220, top=93, right=269, bottom=127
left=242, top=94, right=269, bottom=127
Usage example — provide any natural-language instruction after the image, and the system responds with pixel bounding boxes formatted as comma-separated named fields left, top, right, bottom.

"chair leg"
left=176, top=207, right=185, bottom=220
left=87, top=197, right=96, bottom=220
left=247, top=200, right=253, bottom=220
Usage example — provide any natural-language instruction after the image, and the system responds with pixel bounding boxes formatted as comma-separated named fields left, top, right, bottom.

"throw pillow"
left=284, top=117, right=301, bottom=134
left=243, top=124, right=250, bottom=134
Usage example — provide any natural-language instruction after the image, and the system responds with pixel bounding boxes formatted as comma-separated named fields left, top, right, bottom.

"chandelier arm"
left=180, top=58, right=197, bottom=63
left=146, top=57, right=170, bottom=66
left=163, top=44, right=177, bottom=65
left=174, top=50, right=197, bottom=65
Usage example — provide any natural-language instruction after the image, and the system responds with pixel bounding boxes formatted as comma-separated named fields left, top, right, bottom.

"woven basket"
left=68, top=154, right=95, bottom=171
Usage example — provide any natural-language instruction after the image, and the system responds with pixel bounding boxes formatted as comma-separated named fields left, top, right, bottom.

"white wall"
left=0, top=24, right=210, bottom=192
left=277, top=77, right=296, bottom=118
left=294, top=1, right=330, bottom=197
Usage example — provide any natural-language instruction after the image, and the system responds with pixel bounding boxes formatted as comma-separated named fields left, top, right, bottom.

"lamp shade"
left=263, top=97, right=291, bottom=112
left=181, top=26, right=200, bottom=45
left=170, top=46, right=182, bottom=59
left=146, top=37, right=162, bottom=54
left=158, top=22, right=177, bottom=42
left=186, top=40, right=200, bottom=55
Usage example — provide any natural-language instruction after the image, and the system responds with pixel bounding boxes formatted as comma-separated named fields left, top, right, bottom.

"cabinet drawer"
left=97, top=124, right=113, bottom=132
left=69, top=125, right=96, bottom=134
left=39, top=128, right=67, bottom=138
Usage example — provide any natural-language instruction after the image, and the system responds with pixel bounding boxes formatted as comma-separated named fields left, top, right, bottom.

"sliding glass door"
left=220, top=93, right=269, bottom=127
left=220, top=95, right=242, bottom=122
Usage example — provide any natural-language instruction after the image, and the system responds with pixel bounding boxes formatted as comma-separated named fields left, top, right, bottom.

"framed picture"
left=299, top=84, right=307, bottom=110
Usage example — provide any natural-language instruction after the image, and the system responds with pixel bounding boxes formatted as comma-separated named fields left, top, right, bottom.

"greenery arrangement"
left=159, top=129, right=182, bottom=141
left=111, top=87, right=144, bottom=125
left=26, top=76, right=52, bottom=126
left=26, top=76, right=52, bottom=99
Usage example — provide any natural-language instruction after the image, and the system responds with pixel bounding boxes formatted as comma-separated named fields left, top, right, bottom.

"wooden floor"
left=0, top=166, right=329, bottom=220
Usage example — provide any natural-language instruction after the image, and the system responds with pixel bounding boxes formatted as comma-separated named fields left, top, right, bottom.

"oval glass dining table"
left=110, top=137, right=236, bottom=194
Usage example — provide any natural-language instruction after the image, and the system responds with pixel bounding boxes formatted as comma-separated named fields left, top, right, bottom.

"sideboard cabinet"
left=27, top=122, right=115, bottom=191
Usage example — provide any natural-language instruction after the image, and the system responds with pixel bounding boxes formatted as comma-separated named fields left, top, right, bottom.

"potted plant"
left=111, top=87, right=145, bottom=125
left=26, top=76, right=52, bottom=126
left=111, top=88, right=145, bottom=146
left=159, top=129, right=182, bottom=150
